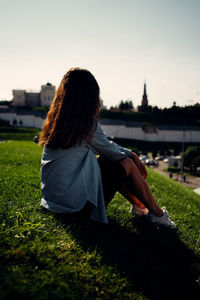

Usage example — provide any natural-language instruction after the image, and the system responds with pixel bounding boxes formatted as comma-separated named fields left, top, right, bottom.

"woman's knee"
left=119, top=157, right=136, bottom=177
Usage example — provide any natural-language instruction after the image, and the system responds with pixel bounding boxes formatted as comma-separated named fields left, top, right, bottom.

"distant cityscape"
left=1, top=80, right=200, bottom=144
left=10, top=81, right=150, bottom=112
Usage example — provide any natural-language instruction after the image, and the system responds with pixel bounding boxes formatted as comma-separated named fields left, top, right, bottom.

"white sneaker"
left=146, top=208, right=176, bottom=229
left=130, top=204, right=149, bottom=216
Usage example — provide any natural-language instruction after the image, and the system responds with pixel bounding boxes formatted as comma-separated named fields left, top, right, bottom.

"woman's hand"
left=130, top=152, right=147, bottom=179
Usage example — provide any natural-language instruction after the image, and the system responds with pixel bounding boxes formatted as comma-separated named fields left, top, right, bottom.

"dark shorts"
left=76, top=157, right=127, bottom=219
left=97, top=157, right=127, bottom=206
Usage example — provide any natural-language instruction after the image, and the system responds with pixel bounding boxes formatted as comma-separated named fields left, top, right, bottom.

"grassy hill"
left=0, top=128, right=200, bottom=299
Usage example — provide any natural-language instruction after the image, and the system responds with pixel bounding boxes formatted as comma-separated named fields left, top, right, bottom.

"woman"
left=39, top=67, right=175, bottom=228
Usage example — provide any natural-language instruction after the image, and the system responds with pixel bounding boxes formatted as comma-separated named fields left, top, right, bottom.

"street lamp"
left=181, top=125, right=185, bottom=177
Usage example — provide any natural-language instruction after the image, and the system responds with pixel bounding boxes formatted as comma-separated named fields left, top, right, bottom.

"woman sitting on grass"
left=39, top=67, right=175, bottom=228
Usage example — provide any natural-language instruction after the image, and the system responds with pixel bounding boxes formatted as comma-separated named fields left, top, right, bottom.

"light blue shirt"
left=40, top=122, right=132, bottom=223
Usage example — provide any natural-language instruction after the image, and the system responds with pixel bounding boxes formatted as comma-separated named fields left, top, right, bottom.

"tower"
left=40, top=82, right=56, bottom=107
left=141, top=81, right=149, bottom=110
left=12, top=90, right=26, bottom=106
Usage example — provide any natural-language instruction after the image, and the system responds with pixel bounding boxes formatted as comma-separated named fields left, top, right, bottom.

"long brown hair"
left=39, top=68, right=100, bottom=149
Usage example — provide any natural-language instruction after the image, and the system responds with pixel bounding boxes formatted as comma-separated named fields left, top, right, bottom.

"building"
left=12, top=82, right=56, bottom=107
left=141, top=81, right=149, bottom=110
left=40, top=83, right=56, bottom=107
left=100, top=98, right=107, bottom=110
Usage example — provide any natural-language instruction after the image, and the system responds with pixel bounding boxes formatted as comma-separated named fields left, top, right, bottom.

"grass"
left=0, top=127, right=200, bottom=299
left=0, top=126, right=40, bottom=141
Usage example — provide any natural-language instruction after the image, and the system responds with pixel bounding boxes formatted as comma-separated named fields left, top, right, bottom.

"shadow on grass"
left=55, top=212, right=200, bottom=300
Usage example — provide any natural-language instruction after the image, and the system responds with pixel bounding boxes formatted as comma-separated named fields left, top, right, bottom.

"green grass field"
left=0, top=128, right=200, bottom=299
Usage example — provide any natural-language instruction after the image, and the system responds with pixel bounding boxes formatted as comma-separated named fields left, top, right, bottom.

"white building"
left=12, top=82, right=56, bottom=107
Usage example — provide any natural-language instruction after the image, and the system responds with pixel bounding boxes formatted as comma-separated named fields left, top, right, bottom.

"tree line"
left=110, top=100, right=200, bottom=120
left=101, top=102, right=200, bottom=126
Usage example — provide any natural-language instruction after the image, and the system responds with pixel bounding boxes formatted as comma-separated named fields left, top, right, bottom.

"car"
left=155, top=156, right=165, bottom=161
left=149, top=159, right=158, bottom=166
left=144, top=159, right=158, bottom=166
left=140, top=155, right=150, bottom=162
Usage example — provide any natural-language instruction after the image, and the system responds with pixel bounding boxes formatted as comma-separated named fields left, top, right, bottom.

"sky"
left=0, top=0, right=200, bottom=108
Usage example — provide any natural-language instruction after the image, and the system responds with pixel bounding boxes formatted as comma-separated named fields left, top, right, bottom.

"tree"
left=119, top=101, right=124, bottom=110
left=152, top=150, right=157, bottom=159
left=13, top=119, right=17, bottom=126
left=119, top=100, right=133, bottom=110
left=152, top=106, right=160, bottom=114
left=184, top=146, right=200, bottom=171
left=0, top=119, right=10, bottom=126
left=128, top=101, right=133, bottom=110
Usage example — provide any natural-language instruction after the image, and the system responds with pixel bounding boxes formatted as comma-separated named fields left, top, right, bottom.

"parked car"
left=140, top=155, right=150, bottom=162
left=145, top=159, right=158, bottom=166
left=155, top=155, right=166, bottom=161
left=149, top=159, right=159, bottom=166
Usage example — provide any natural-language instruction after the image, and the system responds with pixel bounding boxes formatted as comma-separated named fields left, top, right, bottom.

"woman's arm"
left=89, top=122, right=132, bottom=161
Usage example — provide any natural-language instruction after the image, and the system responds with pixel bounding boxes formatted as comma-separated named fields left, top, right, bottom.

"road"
left=150, top=161, right=200, bottom=194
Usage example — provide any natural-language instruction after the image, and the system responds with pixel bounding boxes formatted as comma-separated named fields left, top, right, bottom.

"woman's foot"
left=146, top=208, right=176, bottom=229
left=130, top=204, right=149, bottom=216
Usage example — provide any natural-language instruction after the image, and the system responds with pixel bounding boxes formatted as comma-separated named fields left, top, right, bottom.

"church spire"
left=141, top=81, right=148, bottom=110
left=144, top=81, right=147, bottom=96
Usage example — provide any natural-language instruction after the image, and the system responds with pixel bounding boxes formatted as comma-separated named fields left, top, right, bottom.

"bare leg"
left=119, top=183, right=146, bottom=209
left=119, top=157, right=163, bottom=217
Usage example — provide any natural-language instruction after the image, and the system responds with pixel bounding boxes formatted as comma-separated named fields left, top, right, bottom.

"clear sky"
left=1, top=0, right=200, bottom=108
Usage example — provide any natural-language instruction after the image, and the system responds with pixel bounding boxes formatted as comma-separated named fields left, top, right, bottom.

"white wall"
left=1, top=112, right=200, bottom=143
left=0, top=112, right=44, bottom=129
left=100, top=124, right=200, bottom=143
